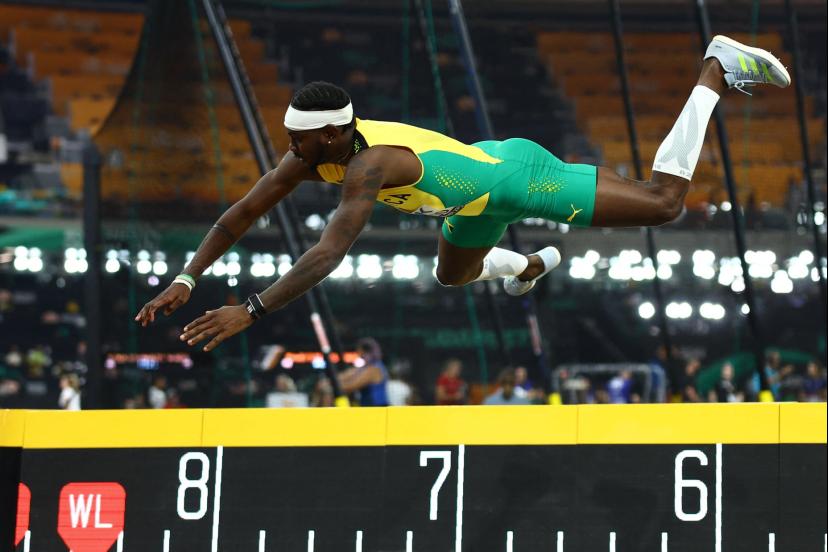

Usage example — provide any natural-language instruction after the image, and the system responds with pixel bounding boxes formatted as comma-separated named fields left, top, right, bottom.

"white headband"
left=284, top=103, right=354, bottom=131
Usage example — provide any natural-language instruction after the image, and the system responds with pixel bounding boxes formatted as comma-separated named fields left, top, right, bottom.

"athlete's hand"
left=134, top=283, right=192, bottom=327
left=180, top=305, right=254, bottom=352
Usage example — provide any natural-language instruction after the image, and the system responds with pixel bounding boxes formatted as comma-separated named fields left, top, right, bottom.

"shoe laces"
left=733, top=80, right=753, bottom=96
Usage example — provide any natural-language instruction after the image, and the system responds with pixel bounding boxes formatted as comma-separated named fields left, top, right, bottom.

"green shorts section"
left=441, top=138, right=598, bottom=249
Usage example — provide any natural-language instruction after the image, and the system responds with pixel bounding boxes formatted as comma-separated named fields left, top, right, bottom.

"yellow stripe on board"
left=779, top=402, right=828, bottom=444
left=23, top=409, right=204, bottom=448
left=386, top=405, right=577, bottom=445
left=202, top=408, right=386, bottom=447
left=577, top=403, right=780, bottom=444
left=0, top=409, right=25, bottom=446
left=3, top=403, right=826, bottom=448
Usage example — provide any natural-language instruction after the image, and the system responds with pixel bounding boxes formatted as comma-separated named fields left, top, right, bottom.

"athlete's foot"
left=702, top=35, right=791, bottom=95
left=504, top=247, right=561, bottom=297
left=518, top=254, right=546, bottom=282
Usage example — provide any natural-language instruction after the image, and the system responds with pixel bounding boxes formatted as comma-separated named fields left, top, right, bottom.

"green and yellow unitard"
left=316, top=119, right=598, bottom=248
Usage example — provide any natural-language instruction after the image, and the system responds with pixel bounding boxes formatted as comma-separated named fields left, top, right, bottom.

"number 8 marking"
left=177, top=452, right=210, bottom=520
left=674, top=449, right=709, bottom=522
left=419, top=451, right=452, bottom=521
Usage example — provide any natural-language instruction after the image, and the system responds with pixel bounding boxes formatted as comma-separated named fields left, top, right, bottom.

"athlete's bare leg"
left=591, top=58, right=726, bottom=227
left=435, top=236, right=546, bottom=287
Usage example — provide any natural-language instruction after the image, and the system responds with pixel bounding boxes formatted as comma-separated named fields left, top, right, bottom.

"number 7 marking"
left=419, top=451, right=452, bottom=521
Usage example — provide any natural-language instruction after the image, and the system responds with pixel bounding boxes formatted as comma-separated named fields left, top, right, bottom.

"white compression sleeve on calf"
left=653, top=85, right=720, bottom=180
left=472, top=247, right=529, bottom=282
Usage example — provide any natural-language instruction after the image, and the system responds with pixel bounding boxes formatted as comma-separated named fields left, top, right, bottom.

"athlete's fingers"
left=186, top=327, right=216, bottom=346
left=181, top=311, right=214, bottom=341
left=203, top=332, right=226, bottom=352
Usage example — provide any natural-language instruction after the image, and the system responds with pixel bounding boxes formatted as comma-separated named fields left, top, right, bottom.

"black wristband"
left=245, top=294, right=267, bottom=320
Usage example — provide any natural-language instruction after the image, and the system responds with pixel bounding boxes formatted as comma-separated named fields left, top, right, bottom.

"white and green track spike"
left=704, top=35, right=791, bottom=95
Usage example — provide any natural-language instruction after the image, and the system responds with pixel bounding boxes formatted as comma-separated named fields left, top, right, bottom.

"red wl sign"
left=57, top=482, right=126, bottom=552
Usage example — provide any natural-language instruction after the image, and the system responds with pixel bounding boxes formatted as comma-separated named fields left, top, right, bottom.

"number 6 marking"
left=674, top=449, right=709, bottom=522
left=419, top=451, right=452, bottom=521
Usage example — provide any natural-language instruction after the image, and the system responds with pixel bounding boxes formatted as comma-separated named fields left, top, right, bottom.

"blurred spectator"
left=26, top=345, right=51, bottom=379
left=678, top=359, right=702, bottom=402
left=750, top=350, right=794, bottom=400
left=338, top=338, right=389, bottom=406
left=515, top=365, right=547, bottom=403
left=0, top=361, right=22, bottom=404
left=58, top=373, right=81, bottom=410
left=607, top=370, right=639, bottom=404
left=275, top=373, right=297, bottom=393
left=148, top=375, right=168, bottom=409
left=653, top=344, right=683, bottom=390
left=435, top=358, right=467, bottom=405
left=4, top=345, right=23, bottom=369
left=310, top=376, right=335, bottom=407
left=164, top=388, right=185, bottom=408
left=708, top=363, right=743, bottom=403
left=386, top=361, right=413, bottom=406
left=267, top=373, right=308, bottom=407
left=800, top=361, right=827, bottom=402
left=778, top=362, right=804, bottom=401
left=123, top=393, right=147, bottom=409
left=483, top=368, right=530, bottom=406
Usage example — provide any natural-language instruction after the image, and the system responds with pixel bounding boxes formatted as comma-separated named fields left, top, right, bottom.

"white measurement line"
left=23, top=531, right=30, bottom=552
left=117, top=531, right=124, bottom=552
left=768, top=532, right=775, bottom=551
left=556, top=531, right=564, bottom=552
left=715, top=443, right=722, bottom=552
left=824, top=533, right=826, bottom=552
left=163, top=530, right=170, bottom=552
left=355, top=530, right=363, bottom=552
left=609, top=531, right=616, bottom=552
left=662, top=532, right=668, bottom=552
left=406, top=530, right=413, bottom=552
left=455, top=444, right=465, bottom=552
left=259, top=530, right=266, bottom=552
left=307, top=530, right=315, bottom=552
left=506, top=530, right=513, bottom=552
left=211, top=446, right=224, bottom=552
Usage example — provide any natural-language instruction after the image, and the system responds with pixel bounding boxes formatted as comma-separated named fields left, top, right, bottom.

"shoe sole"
left=503, top=246, right=560, bottom=296
left=712, top=34, right=791, bottom=87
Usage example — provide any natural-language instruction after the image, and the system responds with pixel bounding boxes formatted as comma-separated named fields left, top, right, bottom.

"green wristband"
left=176, top=274, right=196, bottom=287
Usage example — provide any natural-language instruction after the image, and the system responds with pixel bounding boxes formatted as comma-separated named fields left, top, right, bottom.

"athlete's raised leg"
left=592, top=36, right=790, bottom=227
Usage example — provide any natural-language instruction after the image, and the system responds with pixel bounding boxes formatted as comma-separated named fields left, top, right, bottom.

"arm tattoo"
left=257, top=154, right=384, bottom=312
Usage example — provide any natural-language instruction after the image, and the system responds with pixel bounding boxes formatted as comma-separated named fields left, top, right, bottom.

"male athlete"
left=135, top=36, right=790, bottom=352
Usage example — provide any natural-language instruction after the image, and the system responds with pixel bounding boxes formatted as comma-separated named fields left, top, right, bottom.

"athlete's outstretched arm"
left=179, top=149, right=386, bottom=352
left=134, top=152, right=314, bottom=326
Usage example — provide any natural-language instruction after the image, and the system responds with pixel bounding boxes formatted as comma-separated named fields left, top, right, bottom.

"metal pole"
left=447, top=0, right=553, bottom=392
left=784, top=0, right=827, bottom=332
left=608, top=0, right=675, bottom=370
left=201, top=0, right=345, bottom=398
left=693, top=0, right=769, bottom=394
left=415, top=0, right=511, bottom=368
left=82, top=141, right=103, bottom=409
